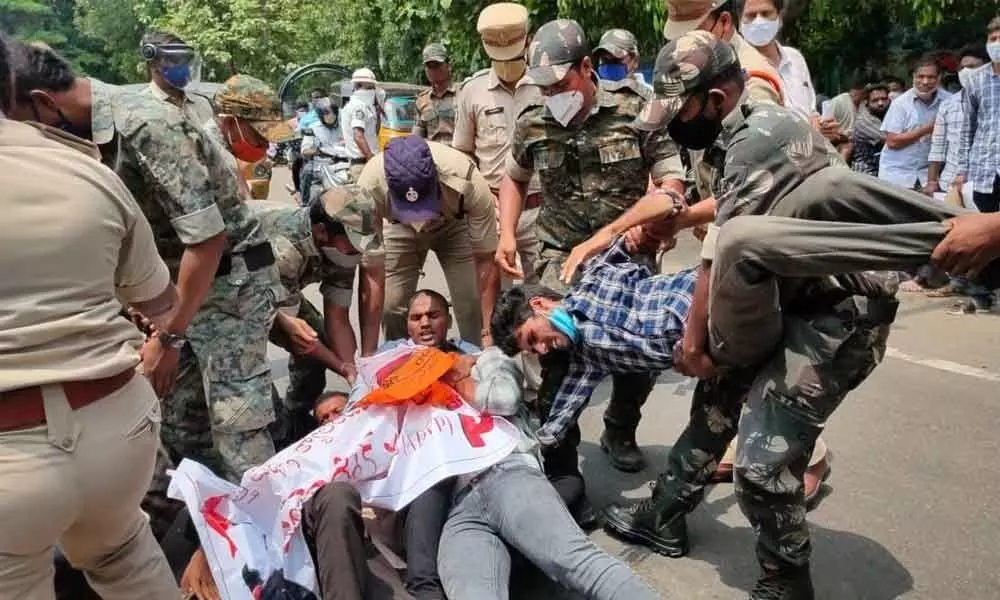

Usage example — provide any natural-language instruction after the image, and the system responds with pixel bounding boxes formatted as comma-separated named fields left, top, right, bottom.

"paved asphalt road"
left=266, top=168, right=1000, bottom=599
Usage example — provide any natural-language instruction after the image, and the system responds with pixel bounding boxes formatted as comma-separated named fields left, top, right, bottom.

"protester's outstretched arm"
left=558, top=191, right=706, bottom=283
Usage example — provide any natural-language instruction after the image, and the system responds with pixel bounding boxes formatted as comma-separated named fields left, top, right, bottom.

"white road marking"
left=884, top=347, right=1000, bottom=383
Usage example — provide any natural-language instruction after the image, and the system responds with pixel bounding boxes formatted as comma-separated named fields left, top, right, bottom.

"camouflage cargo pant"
left=656, top=303, right=891, bottom=570
left=536, top=246, right=657, bottom=434
left=161, top=262, right=279, bottom=481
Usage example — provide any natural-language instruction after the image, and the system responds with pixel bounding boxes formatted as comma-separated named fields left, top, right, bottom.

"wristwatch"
left=157, top=331, right=187, bottom=350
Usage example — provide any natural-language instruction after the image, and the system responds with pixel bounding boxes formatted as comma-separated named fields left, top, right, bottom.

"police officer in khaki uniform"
left=414, top=43, right=459, bottom=146
left=0, top=36, right=179, bottom=598
left=358, top=136, right=500, bottom=347
left=453, top=2, right=543, bottom=285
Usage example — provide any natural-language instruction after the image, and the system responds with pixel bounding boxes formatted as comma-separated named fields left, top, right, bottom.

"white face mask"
left=545, top=90, right=584, bottom=128
left=742, top=16, right=781, bottom=47
left=988, top=41, right=1000, bottom=64
left=321, top=246, right=362, bottom=269
left=888, top=91, right=902, bottom=101
left=354, top=89, right=376, bottom=105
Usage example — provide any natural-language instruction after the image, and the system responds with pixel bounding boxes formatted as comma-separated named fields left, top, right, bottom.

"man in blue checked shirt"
left=490, top=237, right=698, bottom=447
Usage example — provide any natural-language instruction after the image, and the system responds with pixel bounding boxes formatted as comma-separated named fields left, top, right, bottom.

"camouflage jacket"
left=90, top=80, right=265, bottom=275
left=704, top=99, right=892, bottom=300
left=414, top=84, right=459, bottom=145
left=507, top=77, right=684, bottom=250
left=250, top=202, right=358, bottom=310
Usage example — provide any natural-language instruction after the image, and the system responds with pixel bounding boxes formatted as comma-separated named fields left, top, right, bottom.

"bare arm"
left=358, top=263, right=384, bottom=357
left=354, top=127, right=374, bottom=160
left=129, top=284, right=178, bottom=331
left=884, top=122, right=934, bottom=150
left=323, top=301, right=358, bottom=376
left=473, top=252, right=500, bottom=345
left=164, top=233, right=226, bottom=335
left=498, top=175, right=526, bottom=242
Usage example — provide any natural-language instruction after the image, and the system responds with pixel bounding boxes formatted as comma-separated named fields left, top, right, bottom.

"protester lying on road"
left=436, top=343, right=664, bottom=600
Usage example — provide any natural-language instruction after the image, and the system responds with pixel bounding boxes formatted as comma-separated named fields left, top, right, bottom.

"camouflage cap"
left=634, top=31, right=741, bottom=131
left=422, top=42, right=449, bottom=64
left=319, top=184, right=378, bottom=253
left=521, top=19, right=590, bottom=88
left=663, top=0, right=724, bottom=41
left=215, top=75, right=295, bottom=142
left=595, top=29, right=639, bottom=59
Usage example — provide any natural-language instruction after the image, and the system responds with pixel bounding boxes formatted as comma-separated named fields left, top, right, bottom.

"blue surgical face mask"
left=160, top=64, right=191, bottom=89
left=597, top=63, right=629, bottom=82
left=988, top=41, right=1000, bottom=64
left=546, top=307, right=579, bottom=344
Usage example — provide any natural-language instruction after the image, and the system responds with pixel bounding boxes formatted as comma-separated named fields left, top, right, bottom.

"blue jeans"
left=437, top=457, right=661, bottom=600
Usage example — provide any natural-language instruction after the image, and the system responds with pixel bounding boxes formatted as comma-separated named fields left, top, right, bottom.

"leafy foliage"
left=0, top=0, right=995, bottom=91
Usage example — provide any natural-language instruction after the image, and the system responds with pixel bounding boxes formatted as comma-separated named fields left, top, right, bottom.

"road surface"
left=266, top=167, right=1000, bottom=599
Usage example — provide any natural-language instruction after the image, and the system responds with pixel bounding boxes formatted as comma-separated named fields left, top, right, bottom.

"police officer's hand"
left=672, top=339, right=717, bottom=379
left=560, top=230, right=614, bottom=284
left=140, top=335, right=180, bottom=398
left=931, top=213, right=1000, bottom=278
left=286, top=317, right=320, bottom=355
left=496, top=235, right=522, bottom=279
left=342, top=362, right=358, bottom=386
left=180, top=547, right=220, bottom=600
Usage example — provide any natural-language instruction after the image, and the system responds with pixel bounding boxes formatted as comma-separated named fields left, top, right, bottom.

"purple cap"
left=384, top=136, right=441, bottom=224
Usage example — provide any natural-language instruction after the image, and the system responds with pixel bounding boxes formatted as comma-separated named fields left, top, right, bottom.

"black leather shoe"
left=570, top=495, right=600, bottom=532
left=749, top=566, right=815, bottom=600
left=602, top=494, right=689, bottom=558
left=600, top=428, right=646, bottom=473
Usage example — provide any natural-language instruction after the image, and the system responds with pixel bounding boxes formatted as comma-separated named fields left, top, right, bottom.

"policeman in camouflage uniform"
left=9, top=48, right=291, bottom=485
left=413, top=43, right=459, bottom=145
left=251, top=185, right=379, bottom=436
left=497, top=19, right=686, bottom=476
left=598, top=33, right=905, bottom=599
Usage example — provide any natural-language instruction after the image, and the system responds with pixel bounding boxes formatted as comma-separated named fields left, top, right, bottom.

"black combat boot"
left=599, top=427, right=646, bottom=473
left=602, top=486, right=689, bottom=558
left=748, top=565, right=815, bottom=600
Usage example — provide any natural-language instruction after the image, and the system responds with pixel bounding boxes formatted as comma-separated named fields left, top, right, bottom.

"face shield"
left=146, top=43, right=202, bottom=90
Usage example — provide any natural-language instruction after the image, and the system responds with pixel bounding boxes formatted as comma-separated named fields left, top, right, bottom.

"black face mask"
left=31, top=98, right=87, bottom=139
left=667, top=94, right=724, bottom=151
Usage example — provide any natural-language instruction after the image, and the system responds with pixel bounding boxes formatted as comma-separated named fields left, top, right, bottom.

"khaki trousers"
left=0, top=374, right=177, bottom=600
left=383, top=218, right=482, bottom=342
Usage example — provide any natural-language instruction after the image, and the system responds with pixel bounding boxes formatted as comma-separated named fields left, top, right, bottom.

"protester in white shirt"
left=741, top=0, right=818, bottom=121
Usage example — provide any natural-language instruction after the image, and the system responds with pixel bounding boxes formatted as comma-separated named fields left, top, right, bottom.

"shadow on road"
left=577, top=441, right=913, bottom=599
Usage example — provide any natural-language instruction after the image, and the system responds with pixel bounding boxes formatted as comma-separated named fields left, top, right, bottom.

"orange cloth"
left=360, top=348, right=459, bottom=408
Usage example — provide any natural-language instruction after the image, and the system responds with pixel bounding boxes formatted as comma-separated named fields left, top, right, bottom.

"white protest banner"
left=169, top=343, right=519, bottom=600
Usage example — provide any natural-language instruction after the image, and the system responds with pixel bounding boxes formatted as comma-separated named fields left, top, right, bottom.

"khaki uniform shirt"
left=92, top=80, right=267, bottom=276
left=453, top=68, right=541, bottom=195
left=250, top=202, right=359, bottom=310
left=357, top=141, right=498, bottom=262
left=507, top=78, right=684, bottom=250
left=0, top=120, right=170, bottom=391
left=414, top=84, right=459, bottom=145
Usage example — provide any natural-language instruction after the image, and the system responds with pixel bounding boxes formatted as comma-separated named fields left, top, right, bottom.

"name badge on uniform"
left=484, top=107, right=505, bottom=116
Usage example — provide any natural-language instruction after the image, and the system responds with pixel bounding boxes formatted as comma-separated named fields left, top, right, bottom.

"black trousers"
left=972, top=174, right=1000, bottom=213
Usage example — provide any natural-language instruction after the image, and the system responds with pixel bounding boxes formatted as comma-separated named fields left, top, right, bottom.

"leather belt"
left=216, top=242, right=276, bottom=278
left=349, top=158, right=367, bottom=165
left=0, top=369, right=135, bottom=432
